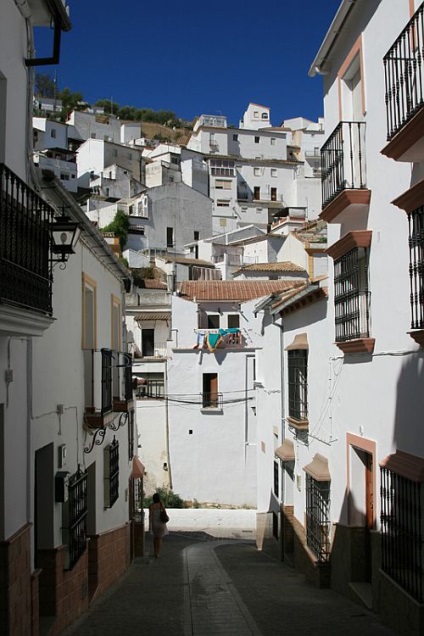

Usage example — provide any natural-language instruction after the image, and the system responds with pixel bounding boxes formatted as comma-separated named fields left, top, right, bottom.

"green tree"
left=35, top=73, right=56, bottom=98
left=101, top=210, right=129, bottom=251
left=94, top=99, right=119, bottom=115
left=58, top=87, right=84, bottom=120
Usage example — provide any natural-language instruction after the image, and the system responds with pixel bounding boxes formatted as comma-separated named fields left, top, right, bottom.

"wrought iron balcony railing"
left=194, top=328, right=245, bottom=349
left=0, top=163, right=54, bottom=315
left=321, top=121, right=366, bottom=209
left=84, top=348, right=133, bottom=425
left=135, top=379, right=165, bottom=400
left=384, top=3, right=424, bottom=141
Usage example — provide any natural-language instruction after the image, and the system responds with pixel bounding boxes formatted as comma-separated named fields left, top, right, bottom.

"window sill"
left=287, top=416, right=309, bottom=430
left=200, top=407, right=223, bottom=414
left=336, top=338, right=375, bottom=354
left=408, top=330, right=424, bottom=347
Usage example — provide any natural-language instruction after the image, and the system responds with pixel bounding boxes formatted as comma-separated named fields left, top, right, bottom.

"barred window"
left=104, top=438, right=119, bottom=508
left=63, top=467, right=87, bottom=569
left=334, top=247, right=370, bottom=342
left=380, top=466, right=424, bottom=602
left=306, top=475, right=330, bottom=562
left=408, top=206, right=424, bottom=330
left=128, top=409, right=135, bottom=460
left=210, top=159, right=235, bottom=177
left=288, top=349, right=308, bottom=422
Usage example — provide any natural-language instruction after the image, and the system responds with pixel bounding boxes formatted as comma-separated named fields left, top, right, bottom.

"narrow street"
left=64, top=533, right=396, bottom=636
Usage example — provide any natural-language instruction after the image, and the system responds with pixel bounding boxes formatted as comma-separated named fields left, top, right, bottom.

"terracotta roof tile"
left=135, top=312, right=170, bottom=321
left=179, top=280, right=304, bottom=302
left=235, top=261, right=306, bottom=274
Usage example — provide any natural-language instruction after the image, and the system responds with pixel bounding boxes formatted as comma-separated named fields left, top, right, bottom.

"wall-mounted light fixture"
left=50, top=212, right=81, bottom=265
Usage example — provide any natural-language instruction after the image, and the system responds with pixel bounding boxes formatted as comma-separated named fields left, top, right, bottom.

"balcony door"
left=142, top=328, right=154, bottom=357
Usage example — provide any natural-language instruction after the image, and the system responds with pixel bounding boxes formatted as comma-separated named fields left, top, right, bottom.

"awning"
left=285, top=332, right=308, bottom=351
left=380, top=450, right=424, bottom=483
left=131, top=456, right=146, bottom=479
left=304, top=453, right=331, bottom=482
left=134, top=313, right=170, bottom=322
left=275, top=439, right=295, bottom=462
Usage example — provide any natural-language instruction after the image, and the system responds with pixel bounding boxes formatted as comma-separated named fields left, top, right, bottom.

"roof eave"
left=308, top=0, right=358, bottom=77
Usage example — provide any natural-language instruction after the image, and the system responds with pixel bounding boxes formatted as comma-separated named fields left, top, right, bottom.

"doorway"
left=142, top=329, right=154, bottom=357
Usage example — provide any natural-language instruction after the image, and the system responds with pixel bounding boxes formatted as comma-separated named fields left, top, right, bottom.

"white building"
left=270, top=2, right=424, bottom=634
left=166, top=279, right=308, bottom=506
left=77, top=137, right=145, bottom=187
left=186, top=104, right=322, bottom=234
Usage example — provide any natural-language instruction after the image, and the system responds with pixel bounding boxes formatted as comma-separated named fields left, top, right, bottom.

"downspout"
left=164, top=359, right=172, bottom=490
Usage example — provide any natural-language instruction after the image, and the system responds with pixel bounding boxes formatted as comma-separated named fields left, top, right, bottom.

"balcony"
left=135, top=378, right=165, bottom=400
left=194, top=328, right=245, bottom=350
left=382, top=3, right=424, bottom=162
left=84, top=349, right=133, bottom=428
left=320, top=121, right=370, bottom=224
left=0, top=163, right=54, bottom=319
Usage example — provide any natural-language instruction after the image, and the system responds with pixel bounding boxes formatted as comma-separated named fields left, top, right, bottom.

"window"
left=288, top=349, right=308, bottom=423
left=305, top=473, right=331, bottom=563
left=82, top=274, right=97, bottom=350
left=104, top=437, right=119, bottom=508
left=215, top=179, right=232, bottom=190
left=233, top=134, right=238, bottom=141
left=90, top=133, right=96, bottom=139
left=380, top=455, right=424, bottom=602
left=128, top=152, right=132, bottom=159
left=271, top=187, right=277, bottom=201
left=202, top=373, right=220, bottom=408
left=262, top=112, right=269, bottom=120
left=113, top=149, right=118, bottom=157
left=207, top=314, right=220, bottom=328
left=228, top=314, right=239, bottom=329
left=60, top=173, right=70, bottom=181
left=271, top=168, right=277, bottom=177
left=254, top=167, right=261, bottom=176
left=50, top=128, right=56, bottom=138
left=142, top=328, right=155, bottom=357
left=273, top=461, right=279, bottom=497
left=254, top=111, right=259, bottom=118
left=128, top=409, right=135, bottom=460
left=334, top=247, right=370, bottom=342
left=171, top=156, right=179, bottom=165
left=64, top=467, right=87, bottom=569
left=166, top=227, right=174, bottom=247
left=254, top=136, right=260, bottom=144
left=210, top=159, right=235, bottom=177
left=194, top=231, right=199, bottom=241
left=408, top=206, right=424, bottom=330
left=254, top=186, right=260, bottom=200
left=270, top=138, right=275, bottom=145
left=217, top=200, right=230, bottom=207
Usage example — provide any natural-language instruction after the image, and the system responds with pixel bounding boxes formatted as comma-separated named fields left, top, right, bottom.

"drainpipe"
left=164, top=359, right=172, bottom=490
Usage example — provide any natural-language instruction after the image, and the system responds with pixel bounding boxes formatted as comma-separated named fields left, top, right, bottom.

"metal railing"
left=380, top=466, right=423, bottom=602
left=408, top=206, right=424, bottom=329
left=334, top=247, right=370, bottom=342
left=202, top=392, right=223, bottom=409
left=194, top=329, right=245, bottom=349
left=306, top=475, right=331, bottom=563
left=288, top=350, right=308, bottom=421
left=104, top=438, right=119, bottom=509
left=135, top=379, right=165, bottom=400
left=321, top=121, right=366, bottom=209
left=84, top=348, right=132, bottom=415
left=65, top=468, right=87, bottom=569
left=0, top=163, right=54, bottom=315
left=384, top=3, right=424, bottom=141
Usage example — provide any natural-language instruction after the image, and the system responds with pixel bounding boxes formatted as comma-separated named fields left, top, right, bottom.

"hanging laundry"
left=193, top=331, right=205, bottom=349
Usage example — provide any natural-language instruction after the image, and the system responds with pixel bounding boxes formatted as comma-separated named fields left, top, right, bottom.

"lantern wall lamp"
left=50, top=211, right=81, bottom=266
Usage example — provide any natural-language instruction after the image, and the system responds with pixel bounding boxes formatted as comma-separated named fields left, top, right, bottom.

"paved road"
left=64, top=532, right=397, bottom=635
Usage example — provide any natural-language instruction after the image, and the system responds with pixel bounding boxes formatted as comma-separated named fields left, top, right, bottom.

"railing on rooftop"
left=384, top=3, right=424, bottom=141
left=0, top=163, right=54, bottom=315
left=321, top=121, right=366, bottom=209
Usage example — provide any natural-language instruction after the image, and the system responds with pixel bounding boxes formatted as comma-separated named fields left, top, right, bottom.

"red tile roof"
left=179, top=280, right=304, bottom=302
left=234, top=261, right=306, bottom=274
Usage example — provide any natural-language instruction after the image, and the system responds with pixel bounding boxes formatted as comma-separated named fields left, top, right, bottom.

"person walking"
left=148, top=492, right=169, bottom=557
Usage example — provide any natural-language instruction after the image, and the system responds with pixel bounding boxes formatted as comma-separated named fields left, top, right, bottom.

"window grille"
left=305, top=475, right=331, bottom=562
left=128, top=409, right=135, bottom=460
left=408, top=206, right=424, bottom=330
left=104, top=438, right=119, bottom=508
left=380, top=467, right=424, bottom=602
left=334, top=247, right=370, bottom=342
left=101, top=348, right=113, bottom=413
left=288, top=349, right=308, bottom=421
left=64, top=467, right=87, bottom=569
left=273, top=461, right=279, bottom=497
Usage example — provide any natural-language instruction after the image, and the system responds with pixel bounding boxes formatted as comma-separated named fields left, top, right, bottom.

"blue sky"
left=35, top=0, right=341, bottom=126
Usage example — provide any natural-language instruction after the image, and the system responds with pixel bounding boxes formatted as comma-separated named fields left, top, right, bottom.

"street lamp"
left=50, top=213, right=81, bottom=264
